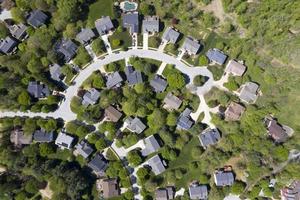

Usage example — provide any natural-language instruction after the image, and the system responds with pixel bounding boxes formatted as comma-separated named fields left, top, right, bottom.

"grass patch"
left=87, top=0, right=114, bottom=26
left=109, top=31, right=132, bottom=49
left=207, top=65, right=224, bottom=81
left=48, top=149, right=74, bottom=161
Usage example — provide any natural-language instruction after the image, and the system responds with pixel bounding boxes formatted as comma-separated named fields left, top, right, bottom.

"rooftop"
left=265, top=118, right=288, bottom=143
left=76, top=28, right=96, bottom=45
left=142, top=16, right=159, bottom=33
left=49, top=63, right=63, bottom=82
left=55, top=132, right=74, bottom=149
left=155, top=187, right=174, bottom=200
left=163, top=92, right=182, bottom=110
left=55, top=39, right=78, bottom=62
left=74, top=140, right=94, bottom=159
left=199, top=128, right=221, bottom=149
left=123, top=12, right=139, bottom=34
left=88, top=153, right=108, bottom=175
left=106, top=72, right=123, bottom=89
left=124, top=65, right=143, bottom=86
left=177, top=108, right=194, bottom=130
left=150, top=75, right=168, bottom=93
left=189, top=184, right=208, bottom=200
left=105, top=106, right=122, bottom=122
left=95, top=16, right=114, bottom=36
left=27, top=10, right=48, bottom=28
left=141, top=135, right=161, bottom=156
left=125, top=117, right=146, bottom=134
left=224, top=102, right=245, bottom=121
left=8, top=23, right=27, bottom=40
left=239, top=82, right=259, bottom=104
left=206, top=48, right=228, bottom=65
left=147, top=155, right=166, bottom=175
left=10, top=129, right=32, bottom=147
left=162, top=27, right=180, bottom=44
left=82, top=88, right=101, bottom=107
left=181, top=36, right=201, bottom=55
left=0, top=36, right=18, bottom=54
left=33, top=129, right=54, bottom=143
left=101, top=178, right=120, bottom=199
left=27, top=81, right=50, bottom=99
left=225, top=60, right=247, bottom=76
left=214, top=170, right=235, bottom=186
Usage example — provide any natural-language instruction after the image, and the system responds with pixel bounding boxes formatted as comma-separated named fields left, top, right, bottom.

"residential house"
left=124, top=117, right=146, bottom=134
left=214, top=169, right=235, bottom=186
left=224, top=102, right=245, bottom=121
left=155, top=187, right=175, bottom=200
left=265, top=117, right=288, bottom=143
left=27, top=81, right=50, bottom=99
left=8, top=23, right=28, bottom=40
left=76, top=28, right=96, bottom=45
left=101, top=178, right=120, bottom=199
left=10, top=128, right=32, bottom=147
left=88, top=153, right=108, bottom=176
left=82, top=88, right=101, bottom=107
left=147, top=155, right=166, bottom=175
left=150, top=75, right=168, bottom=93
left=105, top=106, right=122, bottom=122
left=162, top=27, right=180, bottom=44
left=206, top=48, right=228, bottom=65
left=106, top=72, right=123, bottom=89
left=280, top=180, right=300, bottom=200
left=55, top=132, right=74, bottom=150
left=27, top=10, right=48, bottom=28
left=55, top=39, right=78, bottom=62
left=74, top=140, right=94, bottom=159
left=0, top=36, right=18, bottom=54
left=163, top=92, right=182, bottom=110
left=33, top=129, right=54, bottom=143
left=225, top=60, right=246, bottom=76
left=142, top=16, right=159, bottom=34
left=122, top=12, right=139, bottom=34
left=124, top=65, right=143, bottom=86
left=238, top=82, right=259, bottom=104
left=189, top=183, right=208, bottom=200
left=199, top=128, right=221, bottom=149
left=177, top=108, right=194, bottom=130
left=49, top=63, right=64, bottom=82
left=141, top=135, right=161, bottom=156
left=95, top=16, right=114, bottom=36
left=181, top=36, right=201, bottom=55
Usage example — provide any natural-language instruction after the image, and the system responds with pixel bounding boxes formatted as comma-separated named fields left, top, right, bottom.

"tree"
left=25, top=178, right=40, bottom=194
left=147, top=109, right=166, bottom=131
left=193, top=75, right=207, bottom=86
left=63, top=23, right=78, bottom=39
left=105, top=62, right=119, bottom=72
left=91, top=38, right=105, bottom=55
left=139, top=3, right=155, bottom=16
left=167, top=72, right=185, bottom=89
left=17, top=91, right=31, bottom=106
left=166, top=112, right=177, bottom=127
left=74, top=46, right=91, bottom=67
left=199, top=55, right=209, bottom=65
left=92, top=73, right=105, bottom=89
left=122, top=99, right=137, bottom=116
left=11, top=7, right=25, bottom=23
left=127, top=150, right=143, bottom=166
left=39, top=143, right=55, bottom=157
left=0, top=22, right=9, bottom=38
left=95, top=138, right=107, bottom=151
left=111, top=39, right=121, bottom=48
left=75, top=125, right=90, bottom=138
left=231, top=181, right=246, bottom=195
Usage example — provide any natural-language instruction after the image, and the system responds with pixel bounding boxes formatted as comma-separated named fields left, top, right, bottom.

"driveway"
left=158, top=41, right=167, bottom=52
left=143, top=33, right=149, bottom=50
left=156, top=62, right=167, bottom=76
left=101, top=35, right=112, bottom=54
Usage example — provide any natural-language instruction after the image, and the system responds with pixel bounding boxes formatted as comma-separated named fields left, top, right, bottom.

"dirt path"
left=201, top=0, right=227, bottom=23
left=39, top=183, right=53, bottom=200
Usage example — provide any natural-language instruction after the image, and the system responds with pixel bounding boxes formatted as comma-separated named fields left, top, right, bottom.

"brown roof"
left=10, top=129, right=32, bottom=147
left=155, top=187, right=174, bottom=200
left=105, top=106, right=122, bottom=122
left=267, top=119, right=288, bottom=143
left=225, top=60, right=246, bottom=76
left=224, top=102, right=245, bottom=121
left=102, top=178, right=120, bottom=198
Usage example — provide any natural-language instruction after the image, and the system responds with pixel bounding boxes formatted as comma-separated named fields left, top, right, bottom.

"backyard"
left=87, top=0, right=114, bottom=26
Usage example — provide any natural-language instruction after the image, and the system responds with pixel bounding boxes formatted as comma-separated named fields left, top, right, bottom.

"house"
left=141, top=135, right=161, bottom=156
left=124, top=65, right=143, bottom=86
left=27, top=81, right=50, bottom=99
left=33, top=129, right=54, bottom=143
left=155, top=187, right=175, bottom=200
left=10, top=128, right=32, bottom=147
left=214, top=170, right=235, bottom=186
left=82, top=88, right=101, bottom=107
left=177, top=108, right=194, bottom=130
left=142, top=16, right=159, bottom=34
left=95, top=16, right=114, bottom=36
left=122, top=12, right=139, bottom=34
left=162, top=27, right=180, bottom=44
left=224, top=102, right=245, bottom=121
left=150, top=75, right=168, bottom=93
left=225, top=60, right=246, bottom=76
left=105, top=106, right=122, bottom=122
left=163, top=92, right=182, bottom=110
left=55, top=132, right=74, bottom=150
left=49, top=63, right=64, bottom=82
left=181, top=37, right=201, bottom=55
left=147, top=155, right=166, bottom=175
left=265, top=117, right=288, bottom=143
left=106, top=72, right=123, bottom=89
left=189, top=184, right=208, bottom=200
left=55, top=39, right=78, bottom=62
left=76, top=28, right=96, bottom=45
left=74, top=140, right=94, bottom=159
left=27, top=10, right=48, bottom=28
left=280, top=180, right=300, bottom=200
left=0, top=36, right=18, bottom=54
left=101, top=178, right=120, bottom=199
left=88, top=153, right=108, bottom=176
left=8, top=23, right=28, bottom=40
left=199, top=128, right=221, bottom=149
left=238, top=82, right=259, bottom=104
left=124, top=117, right=146, bottom=134
left=206, top=48, right=228, bottom=65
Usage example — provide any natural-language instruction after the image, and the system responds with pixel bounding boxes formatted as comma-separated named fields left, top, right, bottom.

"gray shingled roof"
left=141, top=135, right=161, bottom=156
left=189, top=185, right=208, bottom=200
left=10, top=129, right=32, bottom=147
left=155, top=187, right=174, bottom=200
left=123, top=12, right=139, bottom=33
left=125, top=117, right=146, bottom=134
left=199, top=128, right=221, bottom=149
left=147, top=155, right=166, bottom=175
left=82, top=88, right=101, bottom=107
left=150, top=75, right=168, bottom=93
left=266, top=118, right=288, bottom=143
left=214, top=171, right=234, bottom=186
left=9, top=24, right=27, bottom=40
left=27, top=81, right=50, bottom=99
left=33, top=129, right=54, bottom=143
left=88, top=153, right=108, bottom=175
left=181, top=37, right=201, bottom=55
left=105, top=106, right=123, bottom=122
left=76, top=28, right=96, bottom=44
left=124, top=65, right=143, bottom=85
left=49, top=63, right=63, bottom=81
left=55, top=39, right=78, bottom=62
left=75, top=140, right=94, bottom=159
left=0, top=36, right=18, bottom=54
left=27, top=10, right=48, bottom=28
left=225, top=60, right=246, bottom=76
left=163, top=92, right=182, bottom=110
left=239, top=82, right=259, bottom=104
left=206, top=48, right=228, bottom=65
left=162, top=27, right=180, bottom=44
left=106, top=72, right=123, bottom=88
left=95, top=16, right=114, bottom=36
left=55, top=132, right=74, bottom=149
left=177, top=108, right=194, bottom=130
left=142, top=16, right=159, bottom=33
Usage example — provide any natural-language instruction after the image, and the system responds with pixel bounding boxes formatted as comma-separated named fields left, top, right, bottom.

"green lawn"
left=87, top=0, right=114, bottom=26
left=109, top=31, right=132, bottom=49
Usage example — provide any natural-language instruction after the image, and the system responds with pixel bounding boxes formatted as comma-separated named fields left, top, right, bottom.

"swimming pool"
left=120, top=1, right=138, bottom=12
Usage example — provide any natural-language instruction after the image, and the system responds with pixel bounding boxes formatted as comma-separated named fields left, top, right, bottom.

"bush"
left=73, top=46, right=91, bottom=67
left=111, top=39, right=121, bottom=48
left=91, top=38, right=105, bottom=55
left=127, top=150, right=143, bottom=167
left=199, top=55, right=209, bottom=66
left=193, top=75, right=207, bottom=86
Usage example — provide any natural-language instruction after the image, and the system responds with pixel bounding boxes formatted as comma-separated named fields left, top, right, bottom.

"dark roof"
left=123, top=12, right=139, bottom=33
left=266, top=119, right=288, bottom=143
left=206, top=48, right=228, bottom=65
left=189, top=184, right=208, bottom=200
left=33, top=129, right=54, bottom=142
left=0, top=36, right=18, bottom=54
left=141, top=135, right=161, bottom=156
left=124, top=65, right=143, bottom=85
left=105, top=106, right=122, bottom=122
left=199, top=128, right=221, bottom=149
left=225, top=102, right=245, bottom=121
left=280, top=181, right=300, bottom=200
left=181, top=36, right=201, bottom=55
left=155, top=187, right=174, bottom=200
left=55, top=39, right=78, bottom=62
left=88, top=154, right=108, bottom=175
left=75, top=140, right=94, bottom=159
left=162, top=27, right=180, bottom=44
left=76, top=28, right=96, bottom=44
left=150, top=75, right=168, bottom=93
left=8, top=24, right=28, bottom=40
left=49, top=63, right=63, bottom=81
left=177, top=108, right=194, bottom=130
left=102, top=178, right=120, bottom=198
left=27, top=81, right=50, bottom=99
left=27, top=10, right=48, bottom=28
left=142, top=16, right=159, bottom=33
left=95, top=16, right=114, bottom=35
left=214, top=171, right=234, bottom=186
